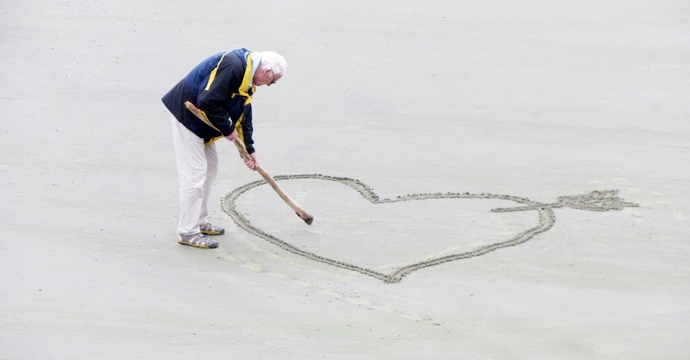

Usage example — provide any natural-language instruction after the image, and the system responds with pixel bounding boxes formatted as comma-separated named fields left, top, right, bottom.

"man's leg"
left=171, top=116, right=207, bottom=236
left=198, top=142, right=219, bottom=227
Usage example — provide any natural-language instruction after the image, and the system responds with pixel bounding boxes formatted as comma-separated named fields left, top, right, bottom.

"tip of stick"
left=297, top=212, right=314, bottom=225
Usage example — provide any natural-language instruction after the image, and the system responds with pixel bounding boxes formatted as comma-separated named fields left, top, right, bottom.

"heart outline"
left=221, top=174, right=636, bottom=283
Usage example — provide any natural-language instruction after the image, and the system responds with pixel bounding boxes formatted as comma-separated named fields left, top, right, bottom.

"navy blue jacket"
left=162, top=49, right=256, bottom=153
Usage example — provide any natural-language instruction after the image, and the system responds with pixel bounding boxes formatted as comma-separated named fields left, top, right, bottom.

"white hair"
left=258, top=51, right=287, bottom=77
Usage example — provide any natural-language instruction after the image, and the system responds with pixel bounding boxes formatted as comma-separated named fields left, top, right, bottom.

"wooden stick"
left=184, top=101, right=313, bottom=225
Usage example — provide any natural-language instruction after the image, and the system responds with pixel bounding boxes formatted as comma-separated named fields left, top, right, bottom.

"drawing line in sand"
left=222, top=174, right=638, bottom=283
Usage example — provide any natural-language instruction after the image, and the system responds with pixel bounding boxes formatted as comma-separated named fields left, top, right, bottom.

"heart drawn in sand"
left=221, top=174, right=638, bottom=283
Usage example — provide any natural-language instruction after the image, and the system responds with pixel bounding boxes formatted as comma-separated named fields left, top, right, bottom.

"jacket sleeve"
left=195, top=56, right=241, bottom=136
left=241, top=104, right=255, bottom=154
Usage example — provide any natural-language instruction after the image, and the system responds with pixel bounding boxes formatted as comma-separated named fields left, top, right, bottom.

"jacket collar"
left=233, top=48, right=256, bottom=98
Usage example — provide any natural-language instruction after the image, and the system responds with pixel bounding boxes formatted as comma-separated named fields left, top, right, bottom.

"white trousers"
left=171, top=116, right=219, bottom=235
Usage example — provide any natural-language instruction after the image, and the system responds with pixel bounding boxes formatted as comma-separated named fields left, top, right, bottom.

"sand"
left=1, top=0, right=689, bottom=359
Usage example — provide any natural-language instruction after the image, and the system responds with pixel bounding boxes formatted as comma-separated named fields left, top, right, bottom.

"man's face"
left=253, top=68, right=281, bottom=87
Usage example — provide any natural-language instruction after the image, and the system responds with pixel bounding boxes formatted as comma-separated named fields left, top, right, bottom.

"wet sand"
left=1, top=1, right=689, bottom=359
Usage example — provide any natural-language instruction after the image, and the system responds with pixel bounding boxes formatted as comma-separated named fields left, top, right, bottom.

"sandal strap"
left=200, top=222, right=225, bottom=235
left=178, top=233, right=218, bottom=248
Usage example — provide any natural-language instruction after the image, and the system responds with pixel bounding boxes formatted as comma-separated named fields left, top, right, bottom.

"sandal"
left=200, top=222, right=225, bottom=235
left=178, top=233, right=219, bottom=249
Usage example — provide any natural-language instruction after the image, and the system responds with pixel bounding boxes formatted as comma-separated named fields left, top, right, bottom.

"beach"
left=1, top=1, right=689, bottom=358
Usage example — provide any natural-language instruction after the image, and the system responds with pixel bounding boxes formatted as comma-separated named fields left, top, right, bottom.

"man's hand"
left=225, top=130, right=238, bottom=142
left=244, top=152, right=258, bottom=171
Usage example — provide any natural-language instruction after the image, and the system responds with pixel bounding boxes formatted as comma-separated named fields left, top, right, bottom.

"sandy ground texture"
left=1, top=0, right=689, bottom=359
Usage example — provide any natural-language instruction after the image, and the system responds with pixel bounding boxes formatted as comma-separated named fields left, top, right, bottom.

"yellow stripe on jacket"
left=198, top=51, right=256, bottom=145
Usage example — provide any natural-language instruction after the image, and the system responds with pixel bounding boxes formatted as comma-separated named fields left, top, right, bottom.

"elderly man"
left=162, top=49, right=287, bottom=249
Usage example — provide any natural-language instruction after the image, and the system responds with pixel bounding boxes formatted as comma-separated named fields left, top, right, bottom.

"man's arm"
left=240, top=104, right=255, bottom=153
left=195, top=54, right=242, bottom=136
left=240, top=103, right=257, bottom=169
